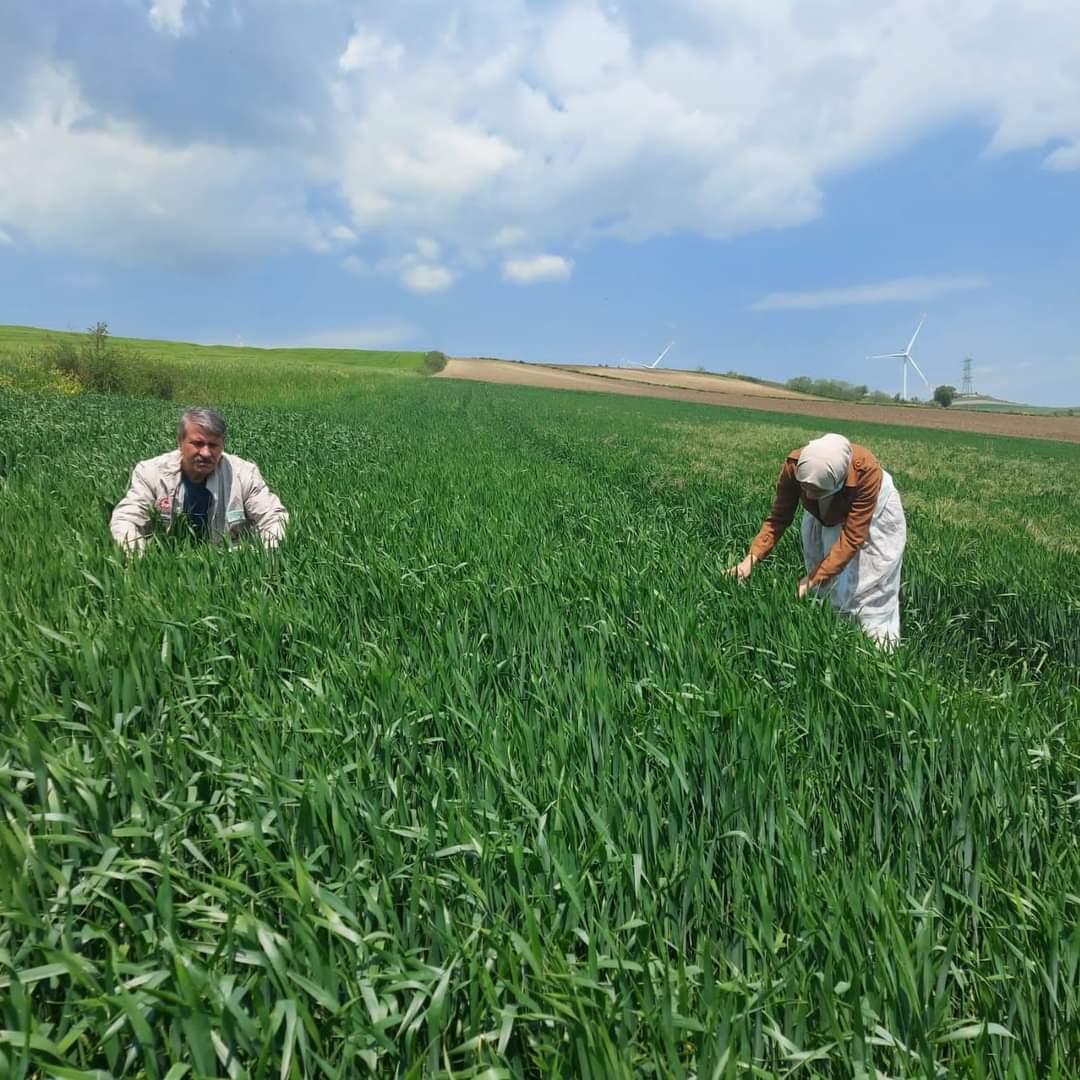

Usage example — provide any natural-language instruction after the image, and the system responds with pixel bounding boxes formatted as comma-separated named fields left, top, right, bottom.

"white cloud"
left=327, top=0, right=1080, bottom=258
left=535, top=6, right=631, bottom=94
left=338, top=116, right=522, bottom=231
left=1044, top=142, right=1080, bottom=172
left=751, top=275, right=989, bottom=311
left=491, top=226, right=528, bottom=249
left=329, top=224, right=356, bottom=243
left=375, top=239, right=456, bottom=292
left=286, top=325, right=415, bottom=349
left=415, top=237, right=440, bottom=260
left=0, top=66, right=321, bottom=267
left=502, top=253, right=574, bottom=284
left=341, top=254, right=367, bottom=274
left=339, top=28, right=404, bottom=72
left=8, top=1, right=1080, bottom=278
left=148, top=0, right=187, bottom=36
left=402, top=263, right=454, bottom=293
left=0, top=227, right=12, bottom=246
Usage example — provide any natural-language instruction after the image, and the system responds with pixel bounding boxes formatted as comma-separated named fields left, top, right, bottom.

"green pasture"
left=0, top=349, right=1078, bottom=1077
left=0, top=324, right=430, bottom=407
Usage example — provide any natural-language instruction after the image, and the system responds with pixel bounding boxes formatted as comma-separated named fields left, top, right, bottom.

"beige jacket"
left=110, top=449, right=288, bottom=554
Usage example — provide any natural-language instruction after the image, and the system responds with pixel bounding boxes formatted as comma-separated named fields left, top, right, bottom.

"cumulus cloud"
left=490, top=226, right=528, bottom=249
left=415, top=237, right=440, bottom=260
left=329, top=224, right=356, bottom=243
left=751, top=275, right=989, bottom=311
left=327, top=0, right=1080, bottom=260
left=339, top=28, right=404, bottom=72
left=337, top=118, right=522, bottom=232
left=1044, top=142, right=1080, bottom=172
left=402, top=263, right=455, bottom=293
left=6, top=0, right=1080, bottom=285
left=534, top=5, right=631, bottom=94
left=0, top=66, right=321, bottom=268
left=376, top=238, right=456, bottom=292
left=148, top=0, right=188, bottom=36
left=0, top=227, right=12, bottom=245
left=502, top=253, right=574, bottom=284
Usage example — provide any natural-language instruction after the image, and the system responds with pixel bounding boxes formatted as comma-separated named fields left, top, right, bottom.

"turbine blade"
left=651, top=341, right=674, bottom=368
left=906, top=314, right=926, bottom=354
left=869, top=352, right=906, bottom=359
left=909, top=356, right=932, bottom=388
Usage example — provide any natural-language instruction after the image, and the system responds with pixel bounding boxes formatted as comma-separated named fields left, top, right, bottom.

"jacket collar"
left=206, top=463, right=225, bottom=503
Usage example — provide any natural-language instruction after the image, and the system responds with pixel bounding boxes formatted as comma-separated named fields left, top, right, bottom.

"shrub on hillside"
left=124, top=351, right=177, bottom=401
left=423, top=350, right=448, bottom=374
left=0, top=348, right=82, bottom=395
left=934, top=384, right=957, bottom=408
left=30, top=322, right=177, bottom=400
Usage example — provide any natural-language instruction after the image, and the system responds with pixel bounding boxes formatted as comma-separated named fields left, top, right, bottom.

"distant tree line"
left=785, top=376, right=895, bottom=403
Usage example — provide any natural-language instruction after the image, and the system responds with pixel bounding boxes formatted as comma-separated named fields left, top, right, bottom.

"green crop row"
left=0, top=377, right=1077, bottom=1078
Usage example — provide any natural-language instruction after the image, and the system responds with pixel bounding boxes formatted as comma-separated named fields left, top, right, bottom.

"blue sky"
left=1, top=1, right=1078, bottom=404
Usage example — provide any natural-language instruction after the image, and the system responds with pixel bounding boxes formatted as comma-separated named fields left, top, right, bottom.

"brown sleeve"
left=808, top=460, right=882, bottom=586
left=749, top=460, right=800, bottom=561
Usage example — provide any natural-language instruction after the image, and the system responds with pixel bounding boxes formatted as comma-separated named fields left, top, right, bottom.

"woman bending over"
left=728, top=433, right=907, bottom=646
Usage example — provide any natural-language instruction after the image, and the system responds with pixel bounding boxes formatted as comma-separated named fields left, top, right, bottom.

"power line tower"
left=961, top=355, right=975, bottom=396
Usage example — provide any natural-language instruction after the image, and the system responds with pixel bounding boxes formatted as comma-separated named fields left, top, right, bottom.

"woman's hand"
left=726, top=554, right=755, bottom=581
left=796, top=576, right=813, bottom=599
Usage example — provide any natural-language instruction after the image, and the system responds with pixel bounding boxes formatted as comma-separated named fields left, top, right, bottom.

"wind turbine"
left=636, top=341, right=674, bottom=369
left=869, top=315, right=931, bottom=400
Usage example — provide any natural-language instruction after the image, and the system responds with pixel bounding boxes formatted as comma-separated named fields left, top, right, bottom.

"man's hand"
left=726, top=555, right=754, bottom=581
left=797, top=576, right=813, bottom=599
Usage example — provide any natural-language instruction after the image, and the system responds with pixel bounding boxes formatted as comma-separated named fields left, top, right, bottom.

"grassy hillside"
left=1, top=347, right=1078, bottom=1076
left=0, top=324, right=432, bottom=407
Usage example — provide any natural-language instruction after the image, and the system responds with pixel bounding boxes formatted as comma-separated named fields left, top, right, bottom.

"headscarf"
left=796, top=433, right=852, bottom=513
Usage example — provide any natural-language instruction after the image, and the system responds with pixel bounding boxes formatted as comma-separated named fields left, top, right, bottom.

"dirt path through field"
left=437, top=359, right=1080, bottom=444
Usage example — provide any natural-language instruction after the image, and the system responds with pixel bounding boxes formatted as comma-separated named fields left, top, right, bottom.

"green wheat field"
left=1, top=329, right=1078, bottom=1077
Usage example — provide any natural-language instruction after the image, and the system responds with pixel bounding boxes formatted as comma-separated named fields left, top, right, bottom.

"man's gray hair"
left=177, top=407, right=228, bottom=442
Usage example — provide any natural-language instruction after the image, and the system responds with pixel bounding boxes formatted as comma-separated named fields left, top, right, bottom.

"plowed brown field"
left=437, top=359, right=1080, bottom=444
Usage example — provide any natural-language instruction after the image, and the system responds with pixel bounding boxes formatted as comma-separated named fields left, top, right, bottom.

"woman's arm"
left=727, top=460, right=800, bottom=576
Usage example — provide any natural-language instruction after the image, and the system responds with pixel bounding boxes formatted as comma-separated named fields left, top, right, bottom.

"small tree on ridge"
left=934, top=384, right=957, bottom=408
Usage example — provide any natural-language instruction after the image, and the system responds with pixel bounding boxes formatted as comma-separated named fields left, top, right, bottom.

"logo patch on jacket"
left=157, top=496, right=172, bottom=512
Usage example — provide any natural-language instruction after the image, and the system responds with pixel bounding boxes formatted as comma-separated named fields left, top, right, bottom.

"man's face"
left=178, top=424, right=224, bottom=481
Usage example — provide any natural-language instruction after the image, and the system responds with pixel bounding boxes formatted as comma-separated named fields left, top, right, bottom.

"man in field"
left=110, top=407, right=288, bottom=555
